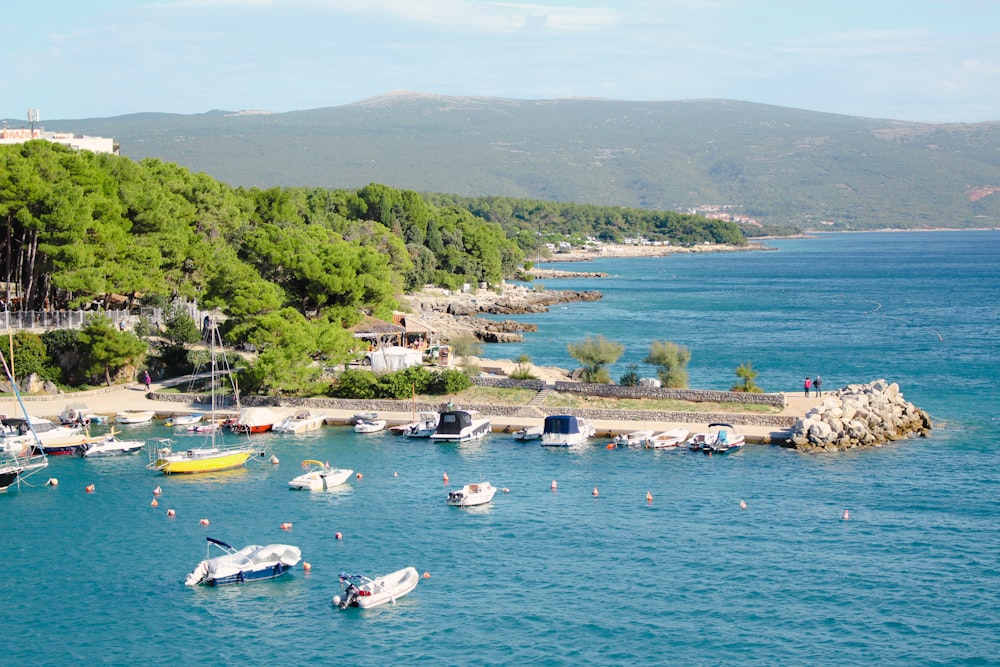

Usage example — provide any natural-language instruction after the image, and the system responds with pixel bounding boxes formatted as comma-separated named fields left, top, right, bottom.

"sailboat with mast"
left=0, top=350, right=48, bottom=492
left=146, top=323, right=265, bottom=475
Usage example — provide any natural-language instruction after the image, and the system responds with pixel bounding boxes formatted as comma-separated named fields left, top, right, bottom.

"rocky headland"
left=788, top=379, right=932, bottom=452
left=403, top=284, right=601, bottom=343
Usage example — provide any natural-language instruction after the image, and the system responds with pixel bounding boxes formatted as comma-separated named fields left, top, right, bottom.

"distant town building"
left=0, top=123, right=118, bottom=155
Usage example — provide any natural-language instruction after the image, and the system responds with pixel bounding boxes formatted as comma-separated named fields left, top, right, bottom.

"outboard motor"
left=448, top=491, right=464, bottom=503
left=337, top=582, right=360, bottom=609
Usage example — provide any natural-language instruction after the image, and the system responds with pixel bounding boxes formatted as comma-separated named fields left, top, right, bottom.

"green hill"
left=17, top=93, right=1000, bottom=230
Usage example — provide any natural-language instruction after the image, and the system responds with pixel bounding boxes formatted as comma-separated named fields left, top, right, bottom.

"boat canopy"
left=543, top=415, right=584, bottom=435
left=435, top=410, right=475, bottom=436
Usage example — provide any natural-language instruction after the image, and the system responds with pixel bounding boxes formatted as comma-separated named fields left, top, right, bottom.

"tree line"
left=0, top=140, right=747, bottom=393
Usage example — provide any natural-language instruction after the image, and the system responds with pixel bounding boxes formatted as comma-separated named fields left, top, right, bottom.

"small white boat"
left=688, top=423, right=746, bottom=455
left=611, top=429, right=653, bottom=447
left=512, top=425, right=543, bottom=441
left=288, top=460, right=353, bottom=490
left=185, top=537, right=301, bottom=586
left=540, top=415, right=595, bottom=447
left=165, top=412, right=204, bottom=427
left=644, top=427, right=690, bottom=449
left=82, top=433, right=145, bottom=457
left=58, top=404, right=108, bottom=426
left=430, top=410, right=491, bottom=443
left=403, top=412, right=439, bottom=438
left=333, top=567, right=420, bottom=609
left=350, top=412, right=379, bottom=425
left=354, top=418, right=387, bottom=434
left=116, top=410, right=156, bottom=425
left=447, top=481, right=497, bottom=507
left=273, top=409, right=327, bottom=434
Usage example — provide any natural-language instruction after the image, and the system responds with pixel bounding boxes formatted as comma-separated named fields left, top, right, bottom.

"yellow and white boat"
left=147, top=439, right=254, bottom=474
left=146, top=322, right=266, bottom=475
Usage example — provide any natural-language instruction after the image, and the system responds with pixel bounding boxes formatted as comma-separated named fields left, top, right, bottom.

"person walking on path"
left=144, top=370, right=152, bottom=391
left=804, top=377, right=812, bottom=397
left=814, top=375, right=822, bottom=397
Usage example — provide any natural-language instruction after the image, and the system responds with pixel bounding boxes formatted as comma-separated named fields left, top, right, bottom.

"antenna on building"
left=27, top=108, right=39, bottom=133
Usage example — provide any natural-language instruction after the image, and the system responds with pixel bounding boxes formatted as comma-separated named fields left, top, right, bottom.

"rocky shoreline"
left=402, top=284, right=601, bottom=343
left=788, top=379, right=932, bottom=452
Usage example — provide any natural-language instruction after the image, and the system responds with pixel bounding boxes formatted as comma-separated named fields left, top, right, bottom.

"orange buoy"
left=502, top=487, right=510, bottom=493
left=151, top=498, right=159, bottom=507
left=46, top=478, right=58, bottom=486
left=85, top=484, right=95, bottom=493
left=356, top=472, right=363, bottom=480
left=281, top=522, right=292, bottom=530
left=646, top=491, right=653, bottom=502
left=153, top=485, right=162, bottom=495
left=550, top=480, right=558, bottom=490
left=842, top=509, right=850, bottom=521
left=166, top=509, right=176, bottom=517
left=592, top=487, right=599, bottom=497
left=442, top=472, right=449, bottom=483
left=422, top=571, right=431, bottom=579
left=605, top=442, right=615, bottom=449
left=740, top=499, right=747, bottom=509
left=269, top=455, right=279, bottom=465
left=335, top=532, right=343, bottom=540
left=303, top=562, right=312, bottom=572
left=199, top=518, right=210, bottom=526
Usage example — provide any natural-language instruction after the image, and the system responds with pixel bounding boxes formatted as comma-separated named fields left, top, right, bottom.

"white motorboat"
left=354, top=418, right=387, bottom=434
left=512, top=425, right=543, bottom=441
left=540, top=415, right=595, bottom=447
left=58, top=404, right=108, bottom=426
left=402, top=412, right=439, bottom=438
left=687, top=423, right=746, bottom=455
left=185, top=537, right=301, bottom=586
left=288, top=460, right=353, bottom=490
left=447, top=481, right=497, bottom=507
left=82, top=433, right=145, bottom=457
left=116, top=410, right=156, bottom=425
left=333, top=567, right=420, bottom=609
left=350, top=412, right=379, bottom=425
left=5, top=416, right=88, bottom=456
left=644, top=427, right=690, bottom=449
left=165, top=412, right=204, bottom=427
left=430, top=409, right=491, bottom=443
left=610, top=429, right=653, bottom=447
left=232, top=406, right=281, bottom=434
left=273, top=409, right=327, bottom=434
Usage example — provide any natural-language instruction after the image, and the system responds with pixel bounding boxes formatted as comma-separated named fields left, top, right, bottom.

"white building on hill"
left=1, top=124, right=117, bottom=155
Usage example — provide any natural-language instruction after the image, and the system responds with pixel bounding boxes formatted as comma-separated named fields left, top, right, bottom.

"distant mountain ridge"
left=13, top=93, right=1000, bottom=229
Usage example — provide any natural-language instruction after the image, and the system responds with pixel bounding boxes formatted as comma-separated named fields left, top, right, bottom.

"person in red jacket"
left=804, top=377, right=812, bottom=397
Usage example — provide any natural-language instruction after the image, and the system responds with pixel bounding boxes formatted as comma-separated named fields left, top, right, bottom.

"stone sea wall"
left=788, top=379, right=932, bottom=452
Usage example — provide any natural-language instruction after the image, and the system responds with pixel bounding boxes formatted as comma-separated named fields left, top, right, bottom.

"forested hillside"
left=0, top=140, right=740, bottom=391
left=28, top=94, right=1000, bottom=230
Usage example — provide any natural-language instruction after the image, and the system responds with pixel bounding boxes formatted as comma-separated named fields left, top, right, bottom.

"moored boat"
left=541, top=415, right=595, bottom=447
left=288, top=460, right=353, bottom=490
left=610, top=429, right=654, bottom=448
left=447, top=481, right=497, bottom=507
left=354, top=418, right=387, bottom=433
left=115, top=410, right=156, bottom=424
left=273, top=409, right=327, bottom=434
left=232, top=407, right=280, bottom=434
left=333, top=567, right=420, bottom=609
left=185, top=537, right=301, bottom=586
left=403, top=412, right=439, bottom=438
left=165, top=412, right=204, bottom=427
left=644, top=427, right=690, bottom=449
left=512, top=425, right=544, bottom=441
left=82, top=432, right=145, bottom=457
left=688, top=423, right=745, bottom=455
left=430, top=409, right=491, bottom=443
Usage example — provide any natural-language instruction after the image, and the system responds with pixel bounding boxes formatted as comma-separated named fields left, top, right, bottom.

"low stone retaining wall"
left=471, top=377, right=546, bottom=390
left=552, top=381, right=787, bottom=408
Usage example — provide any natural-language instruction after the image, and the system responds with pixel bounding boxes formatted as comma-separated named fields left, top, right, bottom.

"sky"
left=1, top=0, right=998, bottom=123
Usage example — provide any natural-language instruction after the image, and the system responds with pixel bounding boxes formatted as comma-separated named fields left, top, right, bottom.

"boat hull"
left=151, top=450, right=253, bottom=474
left=204, top=562, right=295, bottom=586
left=0, top=468, right=21, bottom=491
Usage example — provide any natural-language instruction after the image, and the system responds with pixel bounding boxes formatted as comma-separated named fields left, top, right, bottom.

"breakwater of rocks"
left=787, top=379, right=932, bottom=452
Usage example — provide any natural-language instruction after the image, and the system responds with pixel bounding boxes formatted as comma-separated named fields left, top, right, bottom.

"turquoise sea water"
left=3, top=231, right=999, bottom=665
